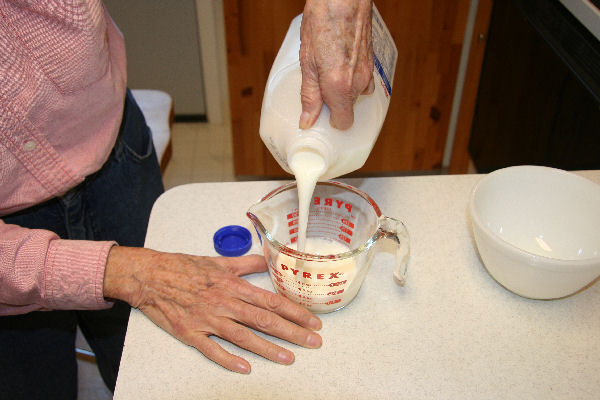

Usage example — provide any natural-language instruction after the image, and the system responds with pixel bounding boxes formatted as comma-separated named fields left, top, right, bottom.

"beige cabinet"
left=224, top=0, right=492, bottom=177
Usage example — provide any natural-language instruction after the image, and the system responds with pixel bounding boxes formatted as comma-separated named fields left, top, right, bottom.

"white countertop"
left=114, top=172, right=600, bottom=399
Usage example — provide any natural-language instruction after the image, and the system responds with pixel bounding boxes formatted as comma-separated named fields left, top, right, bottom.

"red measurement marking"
left=288, top=219, right=298, bottom=227
left=287, top=211, right=298, bottom=219
left=339, top=234, right=351, bottom=244
left=340, top=226, right=353, bottom=236
left=341, top=218, right=355, bottom=229
left=328, top=280, right=347, bottom=287
left=325, top=299, right=342, bottom=305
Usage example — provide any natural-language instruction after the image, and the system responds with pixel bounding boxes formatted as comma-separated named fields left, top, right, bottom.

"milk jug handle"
left=379, top=216, right=410, bottom=286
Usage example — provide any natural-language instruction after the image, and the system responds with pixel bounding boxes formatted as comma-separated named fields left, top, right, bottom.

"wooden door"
left=224, top=0, right=476, bottom=178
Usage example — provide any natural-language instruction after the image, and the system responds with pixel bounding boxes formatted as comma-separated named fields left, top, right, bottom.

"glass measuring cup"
left=247, top=181, right=410, bottom=313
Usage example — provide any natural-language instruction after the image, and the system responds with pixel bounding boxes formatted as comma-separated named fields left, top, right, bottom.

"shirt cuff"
left=45, top=239, right=117, bottom=310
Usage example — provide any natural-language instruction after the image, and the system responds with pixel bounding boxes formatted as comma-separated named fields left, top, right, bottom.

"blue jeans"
left=0, top=90, right=164, bottom=399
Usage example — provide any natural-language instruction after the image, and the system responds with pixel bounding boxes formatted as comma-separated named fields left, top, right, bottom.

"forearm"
left=0, top=219, right=114, bottom=315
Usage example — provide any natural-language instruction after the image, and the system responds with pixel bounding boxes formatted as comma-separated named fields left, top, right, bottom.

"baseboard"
left=174, top=114, right=208, bottom=123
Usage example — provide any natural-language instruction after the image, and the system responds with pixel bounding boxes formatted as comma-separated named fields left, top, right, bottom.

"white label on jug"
left=372, top=6, right=397, bottom=96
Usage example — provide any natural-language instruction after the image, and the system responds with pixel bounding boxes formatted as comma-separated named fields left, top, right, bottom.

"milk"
left=289, top=150, right=325, bottom=253
left=260, top=63, right=388, bottom=181
left=274, top=237, right=358, bottom=313
left=259, top=6, right=397, bottom=182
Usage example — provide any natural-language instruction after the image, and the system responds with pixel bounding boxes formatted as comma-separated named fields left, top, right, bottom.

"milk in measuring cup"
left=249, top=180, right=411, bottom=313
left=274, top=238, right=357, bottom=313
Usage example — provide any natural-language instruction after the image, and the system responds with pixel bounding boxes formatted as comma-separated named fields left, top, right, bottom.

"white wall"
left=104, top=0, right=206, bottom=116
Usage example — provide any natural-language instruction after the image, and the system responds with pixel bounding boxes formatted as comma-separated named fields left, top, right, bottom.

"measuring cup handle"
left=380, top=216, right=410, bottom=286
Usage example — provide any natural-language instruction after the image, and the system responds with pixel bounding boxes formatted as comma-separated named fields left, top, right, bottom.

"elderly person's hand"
left=103, top=247, right=322, bottom=374
left=299, top=0, right=374, bottom=130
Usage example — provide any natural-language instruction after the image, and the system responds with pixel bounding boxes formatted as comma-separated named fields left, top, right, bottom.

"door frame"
left=195, top=0, right=230, bottom=124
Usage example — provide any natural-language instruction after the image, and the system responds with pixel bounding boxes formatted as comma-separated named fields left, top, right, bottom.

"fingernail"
left=236, top=361, right=250, bottom=374
left=299, top=111, right=311, bottom=129
left=309, top=316, right=322, bottom=330
left=306, top=333, right=322, bottom=348
left=277, top=351, right=294, bottom=364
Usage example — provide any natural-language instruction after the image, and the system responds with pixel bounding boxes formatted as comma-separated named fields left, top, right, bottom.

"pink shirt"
left=0, top=1, right=127, bottom=314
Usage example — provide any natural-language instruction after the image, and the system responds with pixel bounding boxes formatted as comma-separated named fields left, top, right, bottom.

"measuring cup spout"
left=379, top=216, right=410, bottom=286
left=246, top=182, right=298, bottom=247
left=246, top=206, right=269, bottom=247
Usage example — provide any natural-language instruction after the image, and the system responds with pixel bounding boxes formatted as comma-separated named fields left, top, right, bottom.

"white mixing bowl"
left=469, top=166, right=600, bottom=299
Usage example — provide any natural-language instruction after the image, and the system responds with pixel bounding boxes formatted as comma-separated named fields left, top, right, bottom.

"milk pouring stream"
left=260, top=7, right=397, bottom=256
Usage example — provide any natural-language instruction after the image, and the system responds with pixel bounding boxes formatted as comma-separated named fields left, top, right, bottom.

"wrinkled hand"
left=300, top=0, right=374, bottom=130
left=103, top=247, right=322, bottom=374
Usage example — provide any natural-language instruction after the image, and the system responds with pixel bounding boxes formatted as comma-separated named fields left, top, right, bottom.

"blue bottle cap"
left=213, top=225, right=252, bottom=257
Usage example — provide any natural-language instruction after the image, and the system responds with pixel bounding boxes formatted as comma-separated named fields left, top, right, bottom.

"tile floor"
left=162, top=122, right=236, bottom=189
left=77, top=122, right=234, bottom=399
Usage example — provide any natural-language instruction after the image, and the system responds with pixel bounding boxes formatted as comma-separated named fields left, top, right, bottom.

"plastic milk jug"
left=259, top=6, right=398, bottom=181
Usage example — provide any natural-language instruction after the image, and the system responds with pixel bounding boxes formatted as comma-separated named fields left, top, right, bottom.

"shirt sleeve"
left=0, top=219, right=116, bottom=315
